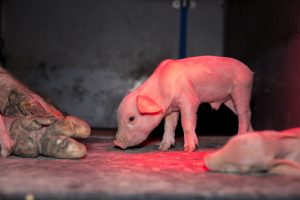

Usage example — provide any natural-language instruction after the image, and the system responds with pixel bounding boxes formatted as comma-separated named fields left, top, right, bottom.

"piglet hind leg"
left=159, top=111, right=179, bottom=150
left=231, top=85, right=253, bottom=134
left=224, top=99, right=253, bottom=132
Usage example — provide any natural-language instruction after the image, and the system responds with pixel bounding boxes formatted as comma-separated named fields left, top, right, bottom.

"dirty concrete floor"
left=1, top=130, right=300, bottom=200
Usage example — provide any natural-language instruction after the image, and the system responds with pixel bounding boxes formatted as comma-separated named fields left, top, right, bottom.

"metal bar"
left=178, top=0, right=189, bottom=58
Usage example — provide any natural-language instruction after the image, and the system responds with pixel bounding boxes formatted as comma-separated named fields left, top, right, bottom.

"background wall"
left=2, top=0, right=299, bottom=134
left=224, top=0, right=300, bottom=130
left=2, top=0, right=224, bottom=128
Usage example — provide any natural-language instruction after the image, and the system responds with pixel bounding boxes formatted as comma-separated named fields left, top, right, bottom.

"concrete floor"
left=1, top=130, right=300, bottom=200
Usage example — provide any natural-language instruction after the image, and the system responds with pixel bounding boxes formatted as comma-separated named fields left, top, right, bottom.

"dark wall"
left=3, top=0, right=224, bottom=128
left=4, top=0, right=299, bottom=134
left=224, top=0, right=300, bottom=130
left=0, top=0, right=4, bottom=62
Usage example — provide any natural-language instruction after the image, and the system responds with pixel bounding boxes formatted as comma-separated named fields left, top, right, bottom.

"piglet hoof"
left=184, top=144, right=197, bottom=152
left=183, top=134, right=198, bottom=152
left=41, top=134, right=87, bottom=159
left=159, top=139, right=174, bottom=151
left=47, top=116, right=91, bottom=139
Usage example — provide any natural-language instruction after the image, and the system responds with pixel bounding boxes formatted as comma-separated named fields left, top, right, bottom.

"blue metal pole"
left=179, top=0, right=189, bottom=59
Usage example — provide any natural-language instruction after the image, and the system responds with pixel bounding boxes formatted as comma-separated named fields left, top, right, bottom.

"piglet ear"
left=136, top=95, right=163, bottom=114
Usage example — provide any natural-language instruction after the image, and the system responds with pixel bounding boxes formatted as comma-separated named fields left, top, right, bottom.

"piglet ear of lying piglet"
left=269, top=159, right=300, bottom=176
left=136, top=95, right=163, bottom=114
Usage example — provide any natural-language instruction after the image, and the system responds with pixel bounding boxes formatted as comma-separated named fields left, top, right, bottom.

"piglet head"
left=204, top=134, right=262, bottom=173
left=204, top=149, right=241, bottom=173
left=114, top=94, right=164, bottom=149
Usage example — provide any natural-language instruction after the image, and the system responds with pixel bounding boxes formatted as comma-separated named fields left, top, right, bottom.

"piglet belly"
left=187, top=67, right=233, bottom=103
left=193, top=80, right=232, bottom=103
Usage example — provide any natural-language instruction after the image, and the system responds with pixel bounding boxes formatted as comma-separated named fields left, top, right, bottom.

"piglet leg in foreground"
left=0, top=66, right=90, bottom=158
left=2, top=116, right=88, bottom=158
left=204, top=128, right=300, bottom=176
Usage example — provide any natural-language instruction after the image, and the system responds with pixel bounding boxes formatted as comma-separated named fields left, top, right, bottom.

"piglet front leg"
left=180, top=100, right=199, bottom=152
left=159, top=112, right=179, bottom=150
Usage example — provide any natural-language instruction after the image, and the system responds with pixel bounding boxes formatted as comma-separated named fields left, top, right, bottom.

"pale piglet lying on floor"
left=204, top=128, right=300, bottom=176
left=114, top=56, right=253, bottom=152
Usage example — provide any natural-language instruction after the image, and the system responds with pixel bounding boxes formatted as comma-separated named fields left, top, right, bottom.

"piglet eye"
left=129, top=116, right=135, bottom=122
